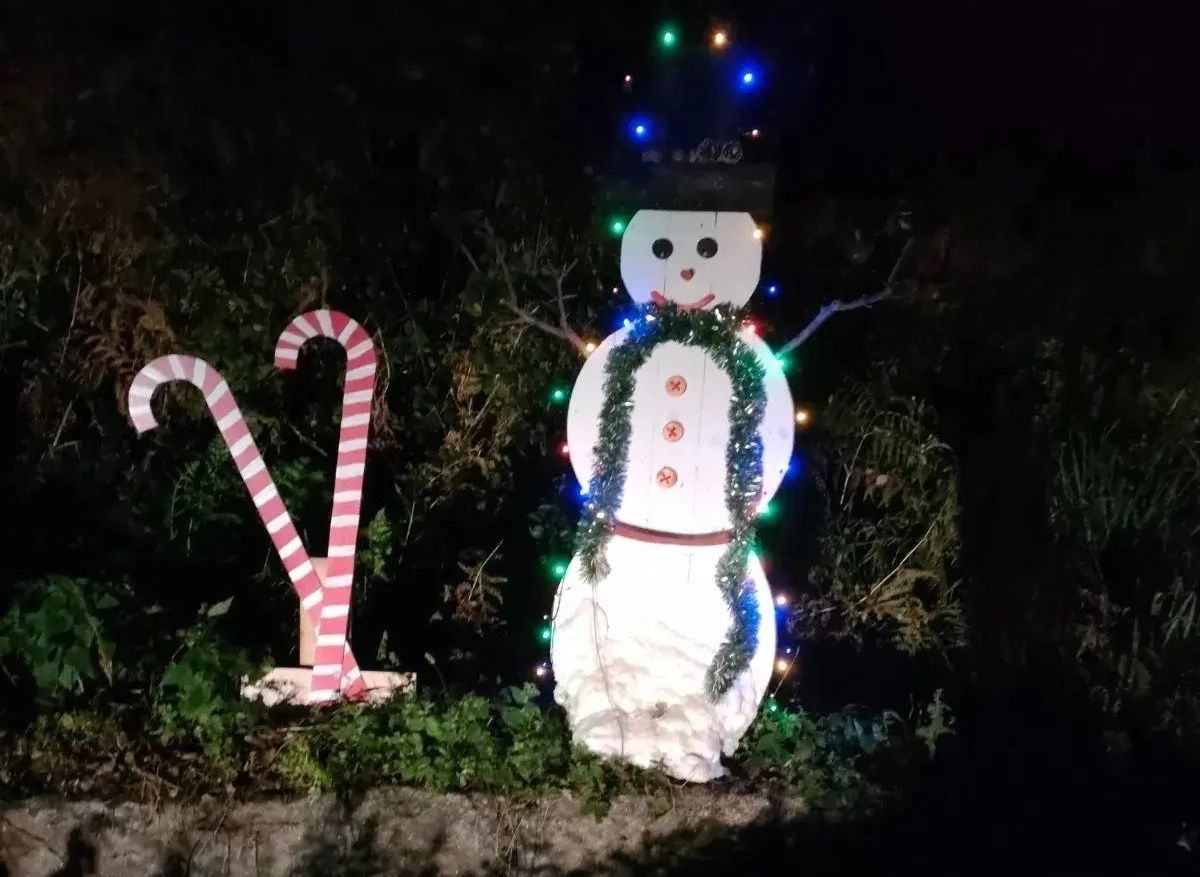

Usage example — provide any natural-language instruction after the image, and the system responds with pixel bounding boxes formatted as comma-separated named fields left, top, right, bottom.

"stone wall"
left=0, top=788, right=804, bottom=876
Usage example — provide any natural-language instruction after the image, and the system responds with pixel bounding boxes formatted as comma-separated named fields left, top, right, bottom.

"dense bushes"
left=0, top=573, right=948, bottom=811
left=4, top=8, right=1200, bottom=850
left=0, top=683, right=949, bottom=816
left=0, top=577, right=125, bottom=702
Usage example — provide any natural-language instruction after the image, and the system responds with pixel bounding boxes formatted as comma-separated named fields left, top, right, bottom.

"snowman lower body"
left=550, top=533, right=775, bottom=782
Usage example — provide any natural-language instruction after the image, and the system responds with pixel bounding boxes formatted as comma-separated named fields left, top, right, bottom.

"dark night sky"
left=1, top=0, right=1195, bottom=335
left=6, top=1, right=1194, bottom=161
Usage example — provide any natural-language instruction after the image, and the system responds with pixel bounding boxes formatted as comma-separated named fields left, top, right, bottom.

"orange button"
left=656, top=466, right=678, bottom=487
left=662, top=421, right=684, bottom=442
left=665, top=375, right=687, bottom=396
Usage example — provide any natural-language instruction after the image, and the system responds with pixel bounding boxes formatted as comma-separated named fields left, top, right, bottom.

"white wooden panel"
left=567, top=327, right=795, bottom=533
left=621, top=210, right=761, bottom=308
left=642, top=343, right=717, bottom=532
left=565, top=328, right=627, bottom=490
left=619, top=339, right=663, bottom=527
left=748, top=332, right=795, bottom=503
left=618, top=211, right=672, bottom=304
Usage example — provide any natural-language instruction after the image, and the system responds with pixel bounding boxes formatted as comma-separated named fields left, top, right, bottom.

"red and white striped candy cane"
left=274, top=310, right=376, bottom=702
left=127, top=353, right=364, bottom=703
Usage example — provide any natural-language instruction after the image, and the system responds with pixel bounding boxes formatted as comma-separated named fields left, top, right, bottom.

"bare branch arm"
left=553, top=260, right=587, bottom=353
left=498, top=253, right=588, bottom=356
left=502, top=300, right=588, bottom=355
left=461, top=230, right=589, bottom=358
left=778, top=238, right=916, bottom=356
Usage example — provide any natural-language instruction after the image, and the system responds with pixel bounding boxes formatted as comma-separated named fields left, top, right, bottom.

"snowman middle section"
left=551, top=325, right=794, bottom=781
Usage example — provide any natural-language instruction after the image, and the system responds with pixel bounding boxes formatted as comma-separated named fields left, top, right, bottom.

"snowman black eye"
left=651, top=238, right=673, bottom=259
left=697, top=237, right=718, bottom=258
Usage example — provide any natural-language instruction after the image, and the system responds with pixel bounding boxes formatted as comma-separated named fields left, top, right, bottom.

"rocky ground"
left=0, top=787, right=806, bottom=876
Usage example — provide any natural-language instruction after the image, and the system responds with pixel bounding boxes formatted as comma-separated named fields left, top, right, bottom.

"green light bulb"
left=660, top=27, right=677, bottom=48
left=539, top=626, right=552, bottom=643
left=551, top=560, right=568, bottom=578
left=550, top=387, right=568, bottom=404
left=609, top=219, right=626, bottom=236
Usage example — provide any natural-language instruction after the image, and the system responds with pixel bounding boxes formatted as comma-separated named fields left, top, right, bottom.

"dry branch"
left=779, top=238, right=916, bottom=355
left=462, top=222, right=589, bottom=358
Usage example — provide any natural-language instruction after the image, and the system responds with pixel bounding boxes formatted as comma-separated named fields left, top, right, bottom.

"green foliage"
left=913, top=689, right=956, bottom=757
left=444, top=543, right=508, bottom=633
left=0, top=46, right=597, bottom=684
left=357, top=509, right=395, bottom=580
left=738, top=693, right=954, bottom=814
left=272, top=685, right=678, bottom=815
left=739, top=705, right=882, bottom=813
left=1043, top=349, right=1200, bottom=733
left=1052, top=425, right=1200, bottom=555
left=6, top=9, right=1200, bottom=838
left=798, top=372, right=964, bottom=654
left=154, top=607, right=261, bottom=763
left=17, top=711, right=130, bottom=795
left=4, top=685, right=941, bottom=819
left=167, top=439, right=259, bottom=553
left=277, top=685, right=574, bottom=797
left=0, top=577, right=126, bottom=702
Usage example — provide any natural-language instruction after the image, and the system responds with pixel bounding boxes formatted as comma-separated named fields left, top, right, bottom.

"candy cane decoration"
left=127, top=353, right=365, bottom=702
left=273, top=310, right=376, bottom=703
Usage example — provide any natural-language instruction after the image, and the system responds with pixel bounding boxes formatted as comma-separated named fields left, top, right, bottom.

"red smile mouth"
left=650, top=291, right=716, bottom=311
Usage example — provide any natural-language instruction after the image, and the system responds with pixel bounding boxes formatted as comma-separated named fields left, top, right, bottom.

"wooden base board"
left=241, top=667, right=415, bottom=706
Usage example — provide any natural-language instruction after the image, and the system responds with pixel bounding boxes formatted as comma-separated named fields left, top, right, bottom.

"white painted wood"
left=620, top=210, right=762, bottom=308
left=298, top=557, right=328, bottom=666
left=555, top=208, right=792, bottom=782
left=241, top=668, right=414, bottom=706
left=565, top=329, right=621, bottom=493
left=753, top=330, right=796, bottom=505
left=551, top=538, right=775, bottom=781
left=567, top=329, right=793, bottom=534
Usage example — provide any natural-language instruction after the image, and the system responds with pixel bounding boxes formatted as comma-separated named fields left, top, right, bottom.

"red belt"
left=611, top=519, right=734, bottom=546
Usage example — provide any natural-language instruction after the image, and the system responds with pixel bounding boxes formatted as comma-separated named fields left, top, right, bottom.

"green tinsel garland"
left=575, top=301, right=768, bottom=700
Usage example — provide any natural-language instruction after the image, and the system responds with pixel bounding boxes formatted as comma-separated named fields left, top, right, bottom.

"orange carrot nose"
left=680, top=268, right=695, bottom=281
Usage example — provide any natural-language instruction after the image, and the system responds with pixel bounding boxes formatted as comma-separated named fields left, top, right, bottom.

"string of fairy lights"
left=532, top=22, right=812, bottom=708
left=606, top=23, right=771, bottom=247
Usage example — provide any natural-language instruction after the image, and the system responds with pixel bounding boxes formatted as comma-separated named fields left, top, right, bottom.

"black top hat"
left=596, top=160, right=775, bottom=216
left=596, top=29, right=776, bottom=217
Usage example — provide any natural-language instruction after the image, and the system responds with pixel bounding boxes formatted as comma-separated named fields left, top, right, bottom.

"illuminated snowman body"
left=551, top=210, right=794, bottom=781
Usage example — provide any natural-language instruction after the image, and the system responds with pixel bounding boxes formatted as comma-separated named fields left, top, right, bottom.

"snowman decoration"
left=551, top=209, right=794, bottom=781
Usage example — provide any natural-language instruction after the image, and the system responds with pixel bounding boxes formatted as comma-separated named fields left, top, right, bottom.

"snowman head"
left=619, top=210, right=762, bottom=310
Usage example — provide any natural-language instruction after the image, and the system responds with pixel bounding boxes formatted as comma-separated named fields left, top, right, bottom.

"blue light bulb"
left=738, top=66, right=762, bottom=91
left=766, top=284, right=779, bottom=297
left=629, top=117, right=652, bottom=142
